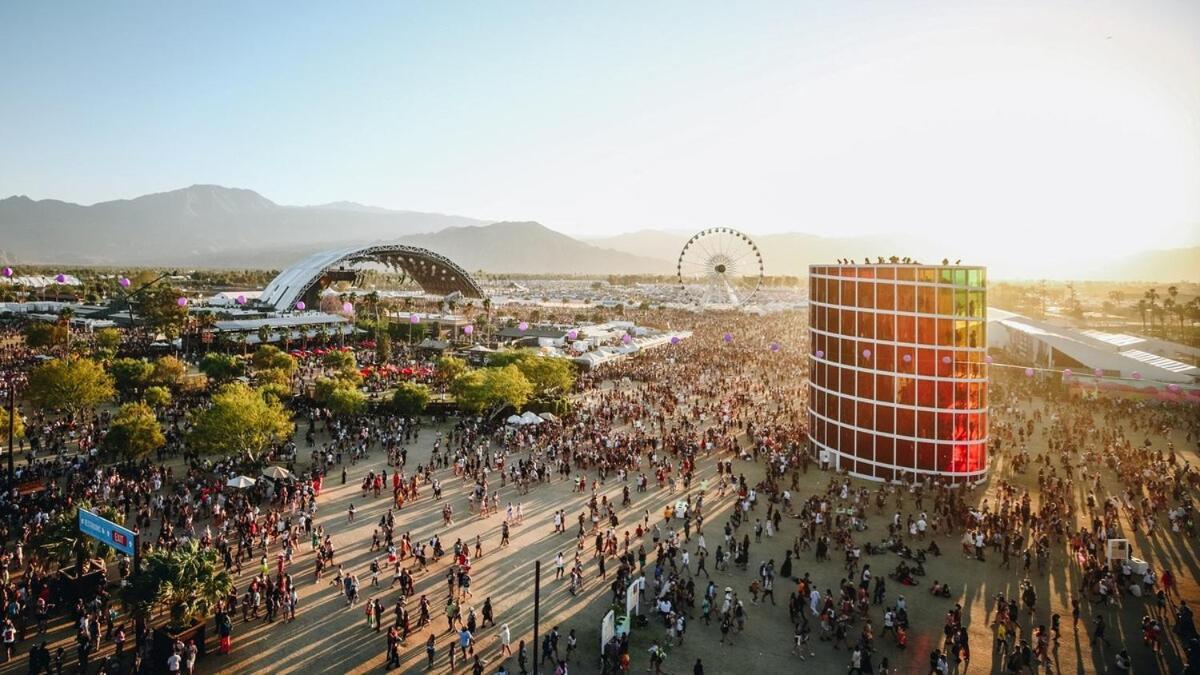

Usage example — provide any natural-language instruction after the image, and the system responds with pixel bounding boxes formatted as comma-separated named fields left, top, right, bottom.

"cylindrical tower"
left=807, top=263, right=988, bottom=483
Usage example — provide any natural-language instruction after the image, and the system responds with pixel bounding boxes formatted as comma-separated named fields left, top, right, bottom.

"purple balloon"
left=769, top=342, right=780, bottom=352
left=815, top=350, right=825, bottom=358
left=722, top=332, right=733, bottom=343
left=670, top=336, right=681, bottom=345
left=567, top=330, right=579, bottom=340
left=1063, top=368, right=1072, bottom=377
left=984, top=355, right=993, bottom=364
left=342, top=302, right=353, bottom=313
left=295, top=301, right=306, bottom=311
left=518, top=321, right=529, bottom=331
left=1167, top=383, right=1179, bottom=393
left=409, top=314, right=420, bottom=324
left=55, top=273, right=66, bottom=283
left=1132, top=371, right=1142, bottom=380
left=621, top=334, right=632, bottom=344
left=1094, top=368, right=1104, bottom=377
left=118, top=277, right=131, bottom=288
left=235, top=294, right=246, bottom=305
left=1, top=267, right=12, bottom=278
left=1024, top=367, right=1034, bottom=377
left=862, top=349, right=871, bottom=359
left=902, top=354, right=912, bottom=363
left=176, top=297, right=188, bottom=307
left=463, top=325, right=474, bottom=335
left=942, top=356, right=952, bottom=365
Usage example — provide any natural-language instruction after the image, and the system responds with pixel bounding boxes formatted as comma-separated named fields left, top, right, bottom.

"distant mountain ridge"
left=0, top=185, right=489, bottom=265
left=1, top=185, right=1196, bottom=281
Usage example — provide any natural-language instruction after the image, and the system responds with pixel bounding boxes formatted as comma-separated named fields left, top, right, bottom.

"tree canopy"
left=198, top=353, right=244, bottom=383
left=26, top=357, right=115, bottom=416
left=23, top=322, right=67, bottom=350
left=187, top=382, right=293, bottom=457
left=102, top=402, right=165, bottom=460
left=151, top=355, right=188, bottom=388
left=434, top=355, right=468, bottom=384
left=391, top=382, right=431, bottom=417
left=0, top=407, right=24, bottom=444
left=138, top=286, right=189, bottom=337
left=326, top=386, right=367, bottom=417
left=94, top=327, right=122, bottom=355
left=252, top=345, right=297, bottom=375
left=451, top=364, right=533, bottom=414
left=110, top=357, right=156, bottom=397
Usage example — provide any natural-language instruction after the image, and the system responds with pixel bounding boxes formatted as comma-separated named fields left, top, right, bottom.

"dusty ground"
left=1, top=388, right=1195, bottom=675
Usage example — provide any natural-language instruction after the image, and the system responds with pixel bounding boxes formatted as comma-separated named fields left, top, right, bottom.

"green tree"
left=375, top=332, right=392, bottom=362
left=198, top=353, right=244, bottom=383
left=322, top=349, right=357, bottom=374
left=151, top=355, right=188, bottom=388
left=0, top=407, right=25, bottom=446
left=121, top=541, right=233, bottom=630
left=94, top=327, right=122, bottom=355
left=33, top=502, right=126, bottom=570
left=187, top=383, right=293, bottom=458
left=110, top=357, right=156, bottom=398
left=102, top=402, right=165, bottom=460
left=326, top=386, right=367, bottom=417
left=138, top=286, right=189, bottom=338
left=252, top=345, right=297, bottom=374
left=391, top=382, right=431, bottom=417
left=26, top=357, right=115, bottom=417
left=23, top=322, right=66, bottom=350
left=256, top=367, right=292, bottom=388
left=451, top=365, right=533, bottom=414
left=143, top=385, right=172, bottom=408
left=435, top=355, right=468, bottom=385
left=513, top=355, right=575, bottom=396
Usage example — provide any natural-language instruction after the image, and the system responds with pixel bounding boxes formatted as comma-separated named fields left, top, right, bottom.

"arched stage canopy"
left=260, top=244, right=486, bottom=311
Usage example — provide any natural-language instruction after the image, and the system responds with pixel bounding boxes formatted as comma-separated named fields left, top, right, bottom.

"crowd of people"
left=0, top=303, right=1196, bottom=675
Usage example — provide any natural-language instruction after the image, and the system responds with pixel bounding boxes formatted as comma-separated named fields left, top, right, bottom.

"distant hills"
left=0, top=185, right=487, bottom=266
left=1, top=185, right=1196, bottom=281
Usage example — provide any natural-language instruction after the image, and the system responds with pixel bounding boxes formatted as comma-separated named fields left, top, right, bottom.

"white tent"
left=520, top=411, right=544, bottom=425
left=505, top=414, right=523, bottom=425
left=226, top=476, right=256, bottom=489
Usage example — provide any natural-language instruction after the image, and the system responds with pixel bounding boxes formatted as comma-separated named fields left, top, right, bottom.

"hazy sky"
left=2, top=1, right=1198, bottom=271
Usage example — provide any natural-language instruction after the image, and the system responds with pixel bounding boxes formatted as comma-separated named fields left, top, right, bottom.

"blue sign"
left=78, top=508, right=136, bottom=556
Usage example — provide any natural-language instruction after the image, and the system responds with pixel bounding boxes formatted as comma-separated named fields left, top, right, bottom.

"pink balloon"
left=235, top=294, right=246, bottom=305
left=862, top=349, right=871, bottom=359
left=1024, top=367, right=1034, bottom=377
left=670, top=336, right=681, bottom=345
left=118, top=277, right=131, bottom=288
left=815, top=350, right=825, bottom=358
left=342, top=302, right=353, bottom=313
left=176, top=297, right=188, bottom=307
left=769, top=342, right=780, bottom=352
left=463, top=325, right=474, bottom=335
left=722, top=333, right=733, bottom=343
left=621, top=334, right=632, bottom=344
left=1, top=267, right=11, bottom=278
left=1063, top=369, right=1072, bottom=377
left=1167, top=383, right=1180, bottom=393
left=518, top=321, right=529, bottom=331
left=942, top=356, right=952, bottom=365
left=1132, top=372, right=1142, bottom=380
left=984, top=355, right=993, bottom=364
left=295, top=301, right=306, bottom=311
left=409, top=314, right=420, bottom=324
left=55, top=273, right=66, bottom=283
left=902, top=354, right=912, bottom=363
left=567, top=330, right=579, bottom=340
left=1094, top=368, right=1103, bottom=377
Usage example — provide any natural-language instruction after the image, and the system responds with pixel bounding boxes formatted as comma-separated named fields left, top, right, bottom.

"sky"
left=1, top=1, right=1198, bottom=274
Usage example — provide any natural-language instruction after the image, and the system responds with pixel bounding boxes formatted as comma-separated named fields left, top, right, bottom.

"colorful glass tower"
left=807, top=263, right=988, bottom=483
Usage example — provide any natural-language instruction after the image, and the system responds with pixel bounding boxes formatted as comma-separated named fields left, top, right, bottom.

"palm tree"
left=1136, top=298, right=1149, bottom=331
left=57, top=307, right=75, bottom=353
left=1143, top=288, right=1161, bottom=333
left=1167, top=286, right=1182, bottom=333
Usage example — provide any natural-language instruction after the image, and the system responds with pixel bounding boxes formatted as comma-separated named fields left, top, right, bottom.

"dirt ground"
left=1, top=387, right=1194, bottom=675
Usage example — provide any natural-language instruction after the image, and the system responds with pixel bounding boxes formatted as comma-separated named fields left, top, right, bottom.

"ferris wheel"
left=676, top=227, right=764, bottom=307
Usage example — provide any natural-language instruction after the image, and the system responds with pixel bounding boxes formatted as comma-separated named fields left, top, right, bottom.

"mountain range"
left=1, top=185, right=1196, bottom=281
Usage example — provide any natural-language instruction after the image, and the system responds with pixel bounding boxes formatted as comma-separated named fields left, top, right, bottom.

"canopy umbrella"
left=520, top=411, right=544, bottom=425
left=226, top=476, right=256, bottom=489
left=262, top=466, right=294, bottom=481
left=505, top=414, right=523, bottom=425
left=539, top=412, right=560, bottom=423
